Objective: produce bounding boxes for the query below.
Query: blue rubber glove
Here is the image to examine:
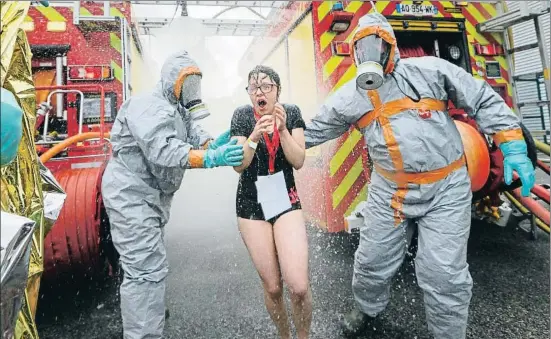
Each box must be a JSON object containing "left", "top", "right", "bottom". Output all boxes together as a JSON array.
[
  {"left": 204, "top": 138, "right": 244, "bottom": 168},
  {"left": 208, "top": 129, "right": 232, "bottom": 150},
  {"left": 500, "top": 140, "right": 535, "bottom": 197},
  {"left": 1, "top": 88, "right": 23, "bottom": 167}
]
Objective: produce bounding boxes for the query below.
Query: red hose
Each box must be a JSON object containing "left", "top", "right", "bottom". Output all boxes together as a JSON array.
[
  {"left": 537, "top": 159, "right": 550, "bottom": 175},
  {"left": 512, "top": 172, "right": 550, "bottom": 204},
  {"left": 510, "top": 188, "right": 550, "bottom": 225},
  {"left": 529, "top": 185, "right": 550, "bottom": 204},
  {"left": 39, "top": 132, "right": 110, "bottom": 163},
  {"left": 42, "top": 166, "right": 106, "bottom": 281},
  {"left": 530, "top": 185, "right": 549, "bottom": 204},
  {"left": 504, "top": 192, "right": 550, "bottom": 233}
]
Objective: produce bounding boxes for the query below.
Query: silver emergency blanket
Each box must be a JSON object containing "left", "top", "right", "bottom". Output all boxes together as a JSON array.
[
  {"left": 304, "top": 12, "right": 522, "bottom": 339},
  {"left": 101, "top": 50, "right": 211, "bottom": 339},
  {"left": 1, "top": 212, "right": 36, "bottom": 339}
]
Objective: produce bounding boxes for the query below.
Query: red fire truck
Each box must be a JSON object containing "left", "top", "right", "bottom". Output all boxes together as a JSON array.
[
  {"left": 23, "top": 0, "right": 152, "bottom": 282},
  {"left": 237, "top": 1, "right": 550, "bottom": 236},
  {"left": 23, "top": 0, "right": 549, "bottom": 285}
]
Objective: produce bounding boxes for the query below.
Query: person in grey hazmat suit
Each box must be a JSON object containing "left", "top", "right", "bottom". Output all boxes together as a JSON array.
[
  {"left": 101, "top": 50, "right": 244, "bottom": 339},
  {"left": 304, "top": 13, "right": 535, "bottom": 339}
]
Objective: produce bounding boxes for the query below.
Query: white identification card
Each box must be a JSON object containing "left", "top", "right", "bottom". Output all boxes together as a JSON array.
[{"left": 255, "top": 171, "right": 292, "bottom": 220}]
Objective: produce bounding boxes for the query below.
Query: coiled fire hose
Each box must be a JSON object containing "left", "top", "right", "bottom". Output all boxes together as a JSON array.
[{"left": 39, "top": 132, "right": 111, "bottom": 163}]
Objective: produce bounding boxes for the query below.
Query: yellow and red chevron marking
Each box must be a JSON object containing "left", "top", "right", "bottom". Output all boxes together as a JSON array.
[
  {"left": 460, "top": 2, "right": 514, "bottom": 108},
  {"left": 311, "top": 1, "right": 512, "bottom": 232},
  {"left": 312, "top": 1, "right": 374, "bottom": 232},
  {"left": 24, "top": 2, "right": 132, "bottom": 109},
  {"left": 77, "top": 3, "right": 129, "bottom": 85}
]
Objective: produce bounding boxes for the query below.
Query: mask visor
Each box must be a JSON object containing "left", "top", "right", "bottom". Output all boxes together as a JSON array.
[{"left": 353, "top": 34, "right": 392, "bottom": 66}]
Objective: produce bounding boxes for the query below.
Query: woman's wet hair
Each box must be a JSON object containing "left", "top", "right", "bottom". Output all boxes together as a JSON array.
[{"left": 248, "top": 65, "right": 281, "bottom": 97}]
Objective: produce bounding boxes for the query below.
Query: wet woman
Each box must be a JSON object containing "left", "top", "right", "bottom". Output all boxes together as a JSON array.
[{"left": 230, "top": 65, "right": 312, "bottom": 339}]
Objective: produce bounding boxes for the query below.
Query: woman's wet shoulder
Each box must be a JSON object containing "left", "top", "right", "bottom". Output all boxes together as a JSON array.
[
  {"left": 233, "top": 104, "right": 254, "bottom": 117},
  {"left": 282, "top": 103, "right": 301, "bottom": 115}
]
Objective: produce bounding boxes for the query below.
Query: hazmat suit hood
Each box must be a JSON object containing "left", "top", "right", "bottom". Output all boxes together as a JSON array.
[
  {"left": 156, "top": 50, "right": 212, "bottom": 145},
  {"left": 352, "top": 12, "right": 401, "bottom": 88},
  {"left": 158, "top": 50, "right": 202, "bottom": 107},
  {"left": 354, "top": 12, "right": 400, "bottom": 67}
]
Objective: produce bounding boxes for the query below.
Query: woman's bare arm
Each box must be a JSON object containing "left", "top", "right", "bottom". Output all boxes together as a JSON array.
[
  {"left": 233, "top": 114, "right": 272, "bottom": 173},
  {"left": 279, "top": 127, "right": 305, "bottom": 170},
  {"left": 232, "top": 136, "right": 255, "bottom": 173}
]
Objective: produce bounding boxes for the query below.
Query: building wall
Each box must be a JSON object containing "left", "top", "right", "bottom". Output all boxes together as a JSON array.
[
  {"left": 129, "top": 35, "right": 157, "bottom": 95},
  {"left": 286, "top": 13, "right": 318, "bottom": 122},
  {"left": 255, "top": 13, "right": 318, "bottom": 121},
  {"left": 262, "top": 38, "right": 291, "bottom": 102}
]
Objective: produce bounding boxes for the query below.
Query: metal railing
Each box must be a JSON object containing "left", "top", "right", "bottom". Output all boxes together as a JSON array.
[{"left": 35, "top": 84, "right": 107, "bottom": 143}]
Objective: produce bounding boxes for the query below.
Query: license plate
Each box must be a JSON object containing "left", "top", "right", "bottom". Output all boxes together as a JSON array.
[{"left": 396, "top": 3, "right": 438, "bottom": 16}]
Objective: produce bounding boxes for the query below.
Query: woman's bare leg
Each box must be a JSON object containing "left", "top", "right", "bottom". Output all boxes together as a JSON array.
[
  {"left": 274, "top": 210, "right": 312, "bottom": 339},
  {"left": 238, "top": 217, "right": 291, "bottom": 339}
]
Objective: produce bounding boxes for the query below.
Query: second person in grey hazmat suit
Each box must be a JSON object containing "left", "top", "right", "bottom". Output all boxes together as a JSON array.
[
  {"left": 304, "top": 13, "right": 535, "bottom": 339},
  {"left": 101, "top": 50, "right": 244, "bottom": 339}
]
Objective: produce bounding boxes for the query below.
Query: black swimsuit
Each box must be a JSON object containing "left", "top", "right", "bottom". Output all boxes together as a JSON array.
[{"left": 230, "top": 104, "right": 306, "bottom": 225}]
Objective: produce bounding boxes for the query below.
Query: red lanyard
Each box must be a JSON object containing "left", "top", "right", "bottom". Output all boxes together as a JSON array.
[{"left": 254, "top": 110, "right": 280, "bottom": 174}]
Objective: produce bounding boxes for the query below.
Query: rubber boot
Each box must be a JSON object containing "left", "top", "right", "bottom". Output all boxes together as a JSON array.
[{"left": 341, "top": 308, "right": 373, "bottom": 337}]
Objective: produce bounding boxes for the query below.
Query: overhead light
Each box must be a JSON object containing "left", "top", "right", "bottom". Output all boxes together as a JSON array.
[
  {"left": 448, "top": 45, "right": 461, "bottom": 60},
  {"left": 455, "top": 1, "right": 469, "bottom": 7},
  {"left": 474, "top": 43, "right": 504, "bottom": 56},
  {"left": 329, "top": 2, "right": 354, "bottom": 33},
  {"left": 330, "top": 21, "right": 352, "bottom": 32},
  {"left": 68, "top": 65, "right": 113, "bottom": 81}
]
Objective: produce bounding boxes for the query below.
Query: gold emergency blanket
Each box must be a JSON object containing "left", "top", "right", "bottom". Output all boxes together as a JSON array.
[{"left": 1, "top": 2, "right": 43, "bottom": 338}]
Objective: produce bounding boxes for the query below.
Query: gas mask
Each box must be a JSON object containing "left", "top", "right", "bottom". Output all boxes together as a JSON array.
[
  {"left": 351, "top": 26, "right": 396, "bottom": 91},
  {"left": 178, "top": 73, "right": 210, "bottom": 121},
  {"left": 353, "top": 34, "right": 392, "bottom": 90}
]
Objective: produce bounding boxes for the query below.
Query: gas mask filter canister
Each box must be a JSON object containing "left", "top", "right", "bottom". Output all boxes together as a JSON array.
[
  {"left": 186, "top": 100, "right": 210, "bottom": 121},
  {"left": 356, "top": 61, "right": 384, "bottom": 90}
]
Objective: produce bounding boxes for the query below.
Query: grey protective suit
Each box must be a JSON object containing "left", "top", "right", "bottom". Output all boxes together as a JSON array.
[
  {"left": 101, "top": 51, "right": 212, "bottom": 339},
  {"left": 304, "top": 13, "right": 524, "bottom": 339}
]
